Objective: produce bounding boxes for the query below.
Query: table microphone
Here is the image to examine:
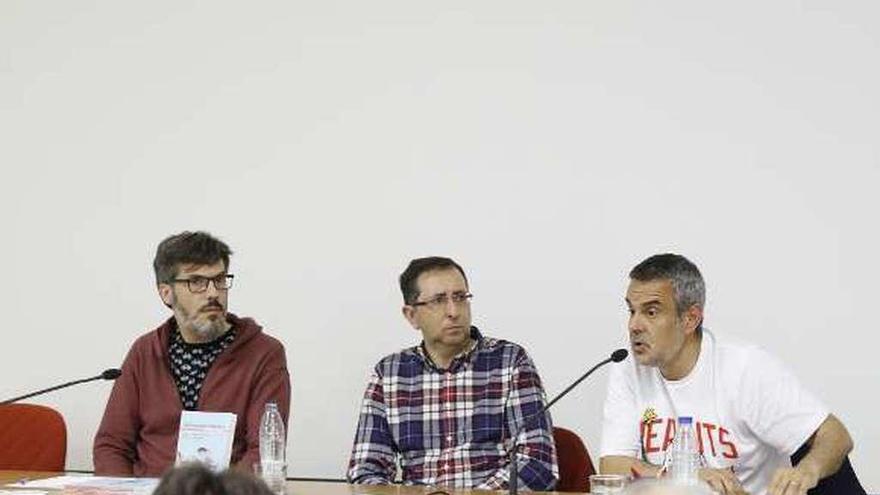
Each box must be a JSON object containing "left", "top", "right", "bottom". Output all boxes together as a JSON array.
[
  {"left": 1, "top": 368, "right": 122, "bottom": 405},
  {"left": 508, "top": 348, "right": 628, "bottom": 495}
]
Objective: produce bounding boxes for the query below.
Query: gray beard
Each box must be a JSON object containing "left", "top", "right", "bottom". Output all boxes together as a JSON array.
[{"left": 190, "top": 315, "right": 226, "bottom": 341}]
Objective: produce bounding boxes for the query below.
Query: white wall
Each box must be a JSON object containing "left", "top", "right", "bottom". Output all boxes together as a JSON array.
[{"left": 1, "top": 0, "right": 877, "bottom": 491}]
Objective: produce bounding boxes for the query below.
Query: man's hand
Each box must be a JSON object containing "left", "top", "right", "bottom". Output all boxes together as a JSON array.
[
  {"left": 630, "top": 461, "right": 662, "bottom": 479},
  {"left": 600, "top": 455, "right": 662, "bottom": 480},
  {"left": 698, "top": 467, "right": 749, "bottom": 495},
  {"left": 768, "top": 464, "right": 820, "bottom": 495},
  {"left": 766, "top": 414, "right": 852, "bottom": 495}
]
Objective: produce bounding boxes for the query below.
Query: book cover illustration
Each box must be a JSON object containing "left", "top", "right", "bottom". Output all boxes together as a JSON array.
[{"left": 175, "top": 411, "right": 237, "bottom": 472}]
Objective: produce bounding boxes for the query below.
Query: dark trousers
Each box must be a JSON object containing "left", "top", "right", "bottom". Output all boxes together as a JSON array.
[{"left": 791, "top": 443, "right": 866, "bottom": 495}]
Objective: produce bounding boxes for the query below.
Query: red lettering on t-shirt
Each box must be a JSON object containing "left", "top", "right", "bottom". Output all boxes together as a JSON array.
[
  {"left": 695, "top": 421, "right": 705, "bottom": 455},
  {"left": 662, "top": 418, "right": 676, "bottom": 451},
  {"left": 702, "top": 422, "right": 718, "bottom": 457},
  {"left": 644, "top": 419, "right": 662, "bottom": 453},
  {"left": 718, "top": 427, "right": 739, "bottom": 459}
]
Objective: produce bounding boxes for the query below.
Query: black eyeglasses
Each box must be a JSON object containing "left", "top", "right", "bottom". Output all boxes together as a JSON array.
[
  {"left": 170, "top": 274, "right": 234, "bottom": 293},
  {"left": 411, "top": 292, "right": 473, "bottom": 311}
]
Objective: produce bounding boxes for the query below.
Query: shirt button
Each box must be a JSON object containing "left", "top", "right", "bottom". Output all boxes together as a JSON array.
[{"left": 446, "top": 435, "right": 453, "bottom": 442}]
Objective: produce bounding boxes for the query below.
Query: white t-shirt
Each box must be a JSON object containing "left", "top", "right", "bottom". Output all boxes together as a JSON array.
[{"left": 600, "top": 329, "right": 828, "bottom": 495}]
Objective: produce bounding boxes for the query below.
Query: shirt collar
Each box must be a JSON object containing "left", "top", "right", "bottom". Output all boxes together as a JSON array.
[{"left": 416, "top": 326, "right": 484, "bottom": 373}]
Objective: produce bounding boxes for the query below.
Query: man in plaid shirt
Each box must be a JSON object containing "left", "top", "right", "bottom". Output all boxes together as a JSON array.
[{"left": 347, "top": 256, "right": 559, "bottom": 490}]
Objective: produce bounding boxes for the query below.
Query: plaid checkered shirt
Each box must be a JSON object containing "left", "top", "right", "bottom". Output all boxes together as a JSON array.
[{"left": 347, "top": 327, "right": 559, "bottom": 490}]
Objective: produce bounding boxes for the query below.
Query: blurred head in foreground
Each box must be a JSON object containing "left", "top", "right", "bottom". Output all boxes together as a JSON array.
[{"left": 154, "top": 464, "right": 274, "bottom": 495}]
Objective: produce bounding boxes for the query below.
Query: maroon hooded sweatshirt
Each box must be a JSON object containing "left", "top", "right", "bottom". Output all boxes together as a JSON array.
[{"left": 93, "top": 313, "right": 290, "bottom": 476}]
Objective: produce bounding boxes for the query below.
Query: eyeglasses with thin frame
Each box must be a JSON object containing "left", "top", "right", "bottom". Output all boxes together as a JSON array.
[
  {"left": 410, "top": 292, "right": 473, "bottom": 311},
  {"left": 169, "top": 274, "right": 235, "bottom": 293}
]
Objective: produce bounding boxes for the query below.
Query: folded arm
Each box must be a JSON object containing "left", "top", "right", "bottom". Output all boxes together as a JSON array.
[
  {"left": 479, "top": 351, "right": 558, "bottom": 491},
  {"left": 93, "top": 352, "right": 140, "bottom": 476},
  {"left": 600, "top": 455, "right": 661, "bottom": 479},
  {"left": 346, "top": 371, "right": 396, "bottom": 485},
  {"left": 769, "top": 414, "right": 854, "bottom": 495},
  {"left": 236, "top": 344, "right": 291, "bottom": 471}
]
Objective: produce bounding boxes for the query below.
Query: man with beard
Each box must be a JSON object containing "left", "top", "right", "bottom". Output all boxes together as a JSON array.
[
  {"left": 94, "top": 231, "right": 290, "bottom": 476},
  {"left": 599, "top": 254, "right": 860, "bottom": 495}
]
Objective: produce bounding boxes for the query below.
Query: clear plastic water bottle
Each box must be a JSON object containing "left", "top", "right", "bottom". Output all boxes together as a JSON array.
[
  {"left": 259, "top": 402, "right": 286, "bottom": 494},
  {"left": 664, "top": 416, "right": 704, "bottom": 485}
]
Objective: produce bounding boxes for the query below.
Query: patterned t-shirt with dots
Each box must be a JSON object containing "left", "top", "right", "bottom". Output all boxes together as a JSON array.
[{"left": 168, "top": 327, "right": 236, "bottom": 410}]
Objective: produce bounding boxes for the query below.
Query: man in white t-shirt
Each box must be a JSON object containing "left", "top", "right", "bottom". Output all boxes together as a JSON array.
[{"left": 599, "top": 254, "right": 856, "bottom": 495}]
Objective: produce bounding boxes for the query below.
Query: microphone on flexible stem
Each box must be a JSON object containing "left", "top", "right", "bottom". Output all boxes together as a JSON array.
[
  {"left": 1, "top": 368, "right": 122, "bottom": 405},
  {"left": 508, "top": 349, "right": 628, "bottom": 495}
]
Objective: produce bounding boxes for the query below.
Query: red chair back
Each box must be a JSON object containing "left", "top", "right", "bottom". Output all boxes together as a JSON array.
[
  {"left": 553, "top": 426, "right": 595, "bottom": 492},
  {"left": 0, "top": 403, "right": 67, "bottom": 471}
]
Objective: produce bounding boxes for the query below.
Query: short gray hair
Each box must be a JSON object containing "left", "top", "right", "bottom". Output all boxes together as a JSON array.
[{"left": 629, "top": 253, "right": 705, "bottom": 317}]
